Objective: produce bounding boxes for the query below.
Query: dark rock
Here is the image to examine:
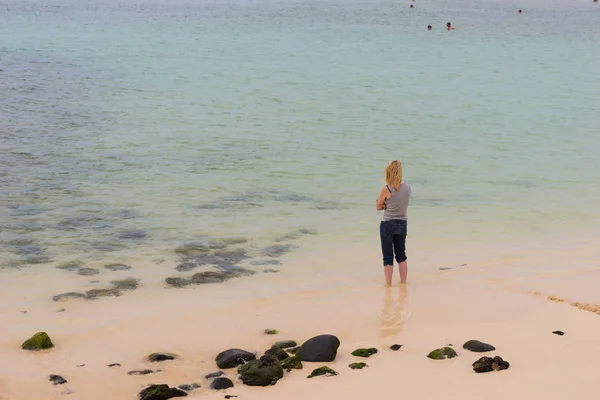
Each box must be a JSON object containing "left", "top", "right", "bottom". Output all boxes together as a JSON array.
[
  {"left": 85, "top": 288, "right": 121, "bottom": 299},
  {"left": 105, "top": 263, "right": 132, "bottom": 271},
  {"left": 210, "top": 377, "right": 234, "bottom": 390},
  {"left": 77, "top": 268, "right": 100, "bottom": 276},
  {"left": 427, "top": 347, "right": 458, "bottom": 360},
  {"left": 111, "top": 278, "right": 139, "bottom": 291},
  {"left": 49, "top": 375, "right": 67, "bottom": 385},
  {"left": 139, "top": 384, "right": 188, "bottom": 400},
  {"left": 264, "top": 347, "right": 289, "bottom": 361},
  {"left": 219, "top": 265, "right": 255, "bottom": 276},
  {"left": 148, "top": 353, "right": 177, "bottom": 362},
  {"left": 216, "top": 349, "right": 256, "bottom": 369},
  {"left": 213, "top": 248, "right": 248, "bottom": 258},
  {"left": 175, "top": 243, "right": 210, "bottom": 258},
  {"left": 56, "top": 261, "right": 84, "bottom": 271},
  {"left": 463, "top": 340, "right": 496, "bottom": 352},
  {"left": 128, "top": 369, "right": 158, "bottom": 376},
  {"left": 552, "top": 330, "right": 565, "bottom": 336},
  {"left": 251, "top": 260, "right": 281, "bottom": 266},
  {"left": 439, "top": 267, "right": 452, "bottom": 270},
  {"left": 204, "top": 371, "right": 224, "bottom": 379},
  {"left": 165, "top": 277, "right": 191, "bottom": 288},
  {"left": 272, "top": 340, "right": 297, "bottom": 349},
  {"left": 107, "top": 363, "right": 121, "bottom": 367},
  {"left": 56, "top": 308, "right": 66, "bottom": 313},
  {"left": 287, "top": 346, "right": 300, "bottom": 354},
  {"left": 263, "top": 269, "right": 280, "bottom": 273},
  {"left": 298, "top": 334, "right": 340, "bottom": 362},
  {"left": 191, "top": 271, "right": 233, "bottom": 284},
  {"left": 22, "top": 332, "right": 54, "bottom": 350},
  {"left": 222, "top": 237, "right": 248, "bottom": 245},
  {"left": 390, "top": 344, "right": 402, "bottom": 351},
  {"left": 175, "top": 262, "right": 197, "bottom": 272},
  {"left": 307, "top": 366, "right": 338, "bottom": 378},
  {"left": 351, "top": 348, "right": 378, "bottom": 358},
  {"left": 177, "top": 383, "right": 200, "bottom": 392},
  {"left": 224, "top": 396, "right": 238, "bottom": 399},
  {"left": 280, "top": 355, "right": 303, "bottom": 371},
  {"left": 76, "top": 364, "right": 85, "bottom": 367},
  {"left": 349, "top": 362, "right": 368, "bottom": 369},
  {"left": 263, "top": 328, "right": 278, "bottom": 335},
  {"left": 237, "top": 356, "right": 284, "bottom": 386},
  {"left": 472, "top": 356, "right": 510, "bottom": 373},
  {"left": 262, "top": 244, "right": 295, "bottom": 257},
  {"left": 53, "top": 292, "right": 87, "bottom": 302},
  {"left": 117, "top": 229, "right": 147, "bottom": 240}
]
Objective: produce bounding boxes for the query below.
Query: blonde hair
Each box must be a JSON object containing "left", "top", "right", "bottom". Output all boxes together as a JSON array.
[{"left": 385, "top": 160, "right": 403, "bottom": 190}]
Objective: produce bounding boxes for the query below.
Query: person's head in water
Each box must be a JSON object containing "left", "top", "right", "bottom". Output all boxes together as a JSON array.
[
  {"left": 518, "top": 9, "right": 522, "bottom": 13},
  {"left": 446, "top": 22, "right": 454, "bottom": 30},
  {"left": 385, "top": 161, "right": 403, "bottom": 190},
  {"left": 427, "top": 25, "right": 432, "bottom": 30},
  {"left": 410, "top": 4, "right": 414, "bottom": 8}
]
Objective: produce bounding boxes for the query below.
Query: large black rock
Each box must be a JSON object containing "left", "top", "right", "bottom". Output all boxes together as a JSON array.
[
  {"left": 210, "top": 377, "right": 234, "bottom": 390},
  {"left": 297, "top": 334, "right": 340, "bottom": 362},
  {"left": 238, "top": 356, "right": 284, "bottom": 386},
  {"left": 472, "top": 356, "right": 510, "bottom": 373},
  {"left": 463, "top": 340, "right": 496, "bottom": 352},
  {"left": 215, "top": 349, "right": 256, "bottom": 369},
  {"left": 264, "top": 347, "right": 289, "bottom": 361},
  {"left": 139, "top": 384, "right": 187, "bottom": 400}
]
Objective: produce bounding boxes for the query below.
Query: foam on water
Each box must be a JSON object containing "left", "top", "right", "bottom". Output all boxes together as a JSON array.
[{"left": 1, "top": 0, "right": 599, "bottom": 268}]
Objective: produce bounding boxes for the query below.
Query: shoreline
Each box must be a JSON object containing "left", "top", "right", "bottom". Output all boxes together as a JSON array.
[{"left": 1, "top": 230, "right": 600, "bottom": 399}]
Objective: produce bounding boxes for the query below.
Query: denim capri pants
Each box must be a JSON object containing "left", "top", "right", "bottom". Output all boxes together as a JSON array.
[{"left": 379, "top": 219, "right": 407, "bottom": 266}]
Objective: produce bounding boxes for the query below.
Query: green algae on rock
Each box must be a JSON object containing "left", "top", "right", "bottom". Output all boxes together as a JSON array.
[
  {"left": 427, "top": 347, "right": 458, "bottom": 360},
  {"left": 351, "top": 348, "right": 378, "bottom": 357},
  {"left": 349, "top": 362, "right": 368, "bottom": 369},
  {"left": 22, "top": 332, "right": 54, "bottom": 350},
  {"left": 263, "top": 329, "right": 278, "bottom": 335},
  {"left": 281, "top": 355, "right": 303, "bottom": 371},
  {"left": 139, "top": 384, "right": 187, "bottom": 400},
  {"left": 238, "top": 357, "right": 284, "bottom": 386},
  {"left": 307, "top": 366, "right": 338, "bottom": 378},
  {"left": 272, "top": 340, "right": 297, "bottom": 349}
]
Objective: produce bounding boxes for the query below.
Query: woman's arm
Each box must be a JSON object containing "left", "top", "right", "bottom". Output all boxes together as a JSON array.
[{"left": 375, "top": 186, "right": 390, "bottom": 211}]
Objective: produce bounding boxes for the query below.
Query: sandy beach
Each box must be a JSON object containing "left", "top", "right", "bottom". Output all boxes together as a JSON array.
[{"left": 2, "top": 230, "right": 600, "bottom": 400}]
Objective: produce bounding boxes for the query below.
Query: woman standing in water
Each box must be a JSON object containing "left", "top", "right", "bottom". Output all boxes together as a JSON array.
[{"left": 375, "top": 160, "right": 411, "bottom": 286}]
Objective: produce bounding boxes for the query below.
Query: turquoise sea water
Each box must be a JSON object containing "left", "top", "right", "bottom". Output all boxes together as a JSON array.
[{"left": 1, "top": 0, "right": 599, "bottom": 267}]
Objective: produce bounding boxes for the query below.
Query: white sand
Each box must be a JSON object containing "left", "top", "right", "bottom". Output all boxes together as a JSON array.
[{"left": 1, "top": 231, "right": 600, "bottom": 400}]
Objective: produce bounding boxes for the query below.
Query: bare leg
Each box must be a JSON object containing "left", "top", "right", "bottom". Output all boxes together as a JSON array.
[
  {"left": 398, "top": 261, "right": 408, "bottom": 284},
  {"left": 384, "top": 265, "right": 394, "bottom": 286}
]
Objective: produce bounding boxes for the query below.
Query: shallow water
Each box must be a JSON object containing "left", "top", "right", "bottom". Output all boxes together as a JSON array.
[{"left": 1, "top": 0, "right": 599, "bottom": 268}]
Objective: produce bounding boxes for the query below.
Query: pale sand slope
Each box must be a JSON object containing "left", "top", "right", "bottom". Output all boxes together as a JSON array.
[{"left": 1, "top": 235, "right": 600, "bottom": 400}]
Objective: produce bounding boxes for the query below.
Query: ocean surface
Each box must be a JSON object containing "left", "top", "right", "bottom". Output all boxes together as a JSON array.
[{"left": 1, "top": 0, "right": 599, "bottom": 269}]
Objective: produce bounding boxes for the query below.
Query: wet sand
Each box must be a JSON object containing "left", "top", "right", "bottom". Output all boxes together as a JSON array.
[{"left": 1, "top": 231, "right": 599, "bottom": 399}]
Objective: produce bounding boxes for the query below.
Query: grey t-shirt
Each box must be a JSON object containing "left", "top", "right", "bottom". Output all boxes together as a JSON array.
[{"left": 382, "top": 182, "right": 411, "bottom": 221}]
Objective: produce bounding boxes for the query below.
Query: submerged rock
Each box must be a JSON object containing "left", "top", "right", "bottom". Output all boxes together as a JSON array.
[
  {"left": 272, "top": 340, "right": 297, "bottom": 349},
  {"left": 251, "top": 259, "right": 282, "bottom": 266},
  {"left": 472, "top": 356, "right": 510, "bottom": 373},
  {"left": 175, "top": 243, "right": 210, "bottom": 258},
  {"left": 148, "top": 353, "right": 177, "bottom": 362},
  {"left": 222, "top": 237, "right": 248, "bottom": 245},
  {"left": 117, "top": 229, "right": 147, "bottom": 240},
  {"left": 105, "top": 263, "right": 132, "bottom": 271},
  {"left": 191, "top": 271, "right": 231, "bottom": 284},
  {"left": 216, "top": 349, "right": 256, "bottom": 369},
  {"left": 210, "top": 377, "right": 234, "bottom": 390},
  {"left": 53, "top": 292, "right": 87, "bottom": 302},
  {"left": 463, "top": 340, "right": 496, "bottom": 352},
  {"left": 264, "top": 347, "right": 289, "bottom": 361},
  {"left": 390, "top": 344, "right": 402, "bottom": 351},
  {"left": 56, "top": 261, "right": 84, "bottom": 271},
  {"left": 139, "top": 384, "right": 187, "bottom": 400},
  {"left": 307, "top": 366, "right": 338, "bottom": 378},
  {"left": 22, "top": 332, "right": 54, "bottom": 350},
  {"left": 77, "top": 268, "right": 100, "bottom": 276},
  {"left": 175, "top": 262, "right": 197, "bottom": 272},
  {"left": 298, "top": 334, "right": 340, "bottom": 362},
  {"left": 349, "top": 362, "right": 368, "bottom": 370},
  {"left": 263, "top": 269, "right": 280, "bottom": 273},
  {"left": 351, "top": 348, "right": 378, "bottom": 358},
  {"left": 85, "top": 288, "right": 121, "bottom": 299},
  {"left": 238, "top": 356, "right": 284, "bottom": 386},
  {"left": 111, "top": 278, "right": 139, "bottom": 291},
  {"left": 177, "top": 383, "right": 200, "bottom": 392},
  {"left": 165, "top": 277, "right": 191, "bottom": 288},
  {"left": 128, "top": 369, "right": 159, "bottom": 376},
  {"left": 427, "top": 347, "right": 458, "bottom": 360},
  {"left": 262, "top": 244, "right": 295, "bottom": 258},
  {"left": 280, "top": 355, "right": 303, "bottom": 371},
  {"left": 204, "top": 371, "right": 225, "bottom": 379},
  {"left": 49, "top": 375, "right": 67, "bottom": 385}
]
